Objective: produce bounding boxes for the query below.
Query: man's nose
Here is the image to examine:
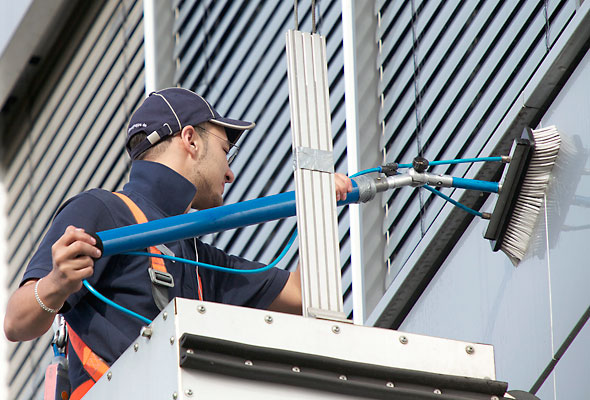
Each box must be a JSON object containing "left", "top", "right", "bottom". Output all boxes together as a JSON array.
[{"left": 225, "top": 168, "right": 235, "bottom": 183}]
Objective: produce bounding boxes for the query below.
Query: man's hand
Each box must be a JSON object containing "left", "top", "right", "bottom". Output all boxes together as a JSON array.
[
  {"left": 4, "top": 226, "right": 101, "bottom": 342},
  {"left": 334, "top": 172, "right": 353, "bottom": 202},
  {"left": 49, "top": 225, "right": 102, "bottom": 296}
]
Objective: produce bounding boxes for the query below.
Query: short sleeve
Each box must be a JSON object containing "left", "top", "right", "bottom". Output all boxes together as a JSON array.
[
  {"left": 196, "top": 240, "right": 290, "bottom": 310},
  {"left": 21, "top": 189, "right": 128, "bottom": 309}
]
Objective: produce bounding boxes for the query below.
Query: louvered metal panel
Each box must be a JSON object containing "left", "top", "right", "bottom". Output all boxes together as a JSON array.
[
  {"left": 377, "top": 0, "right": 576, "bottom": 283},
  {"left": 3, "top": 1, "right": 144, "bottom": 398},
  {"left": 173, "top": 1, "right": 352, "bottom": 313}
]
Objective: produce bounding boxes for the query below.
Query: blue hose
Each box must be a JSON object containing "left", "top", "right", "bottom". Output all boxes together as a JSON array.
[
  {"left": 397, "top": 156, "right": 503, "bottom": 169},
  {"left": 422, "top": 185, "right": 483, "bottom": 217},
  {"left": 83, "top": 280, "right": 153, "bottom": 325}
]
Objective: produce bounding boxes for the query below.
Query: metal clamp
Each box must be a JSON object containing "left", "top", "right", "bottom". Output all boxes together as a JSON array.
[
  {"left": 148, "top": 268, "right": 175, "bottom": 288},
  {"left": 294, "top": 146, "right": 334, "bottom": 173}
]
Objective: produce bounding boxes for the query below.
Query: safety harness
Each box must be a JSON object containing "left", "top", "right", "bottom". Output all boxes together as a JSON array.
[{"left": 64, "top": 192, "right": 202, "bottom": 399}]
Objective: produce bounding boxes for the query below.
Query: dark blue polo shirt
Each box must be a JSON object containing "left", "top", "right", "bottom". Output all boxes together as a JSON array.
[{"left": 21, "top": 160, "right": 290, "bottom": 390}]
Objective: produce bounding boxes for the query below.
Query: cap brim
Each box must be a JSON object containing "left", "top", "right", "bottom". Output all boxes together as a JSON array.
[{"left": 210, "top": 118, "right": 255, "bottom": 144}]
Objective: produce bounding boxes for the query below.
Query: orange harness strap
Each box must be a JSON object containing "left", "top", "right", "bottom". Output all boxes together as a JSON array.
[
  {"left": 68, "top": 193, "right": 205, "bottom": 398},
  {"left": 66, "top": 322, "right": 109, "bottom": 400},
  {"left": 113, "top": 192, "right": 166, "bottom": 273}
]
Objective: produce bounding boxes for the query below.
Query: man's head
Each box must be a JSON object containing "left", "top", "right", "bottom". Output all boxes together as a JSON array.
[
  {"left": 126, "top": 87, "right": 254, "bottom": 160},
  {"left": 126, "top": 88, "right": 255, "bottom": 209}
]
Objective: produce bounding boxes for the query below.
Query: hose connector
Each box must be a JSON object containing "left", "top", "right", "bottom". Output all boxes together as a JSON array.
[{"left": 351, "top": 175, "right": 378, "bottom": 203}]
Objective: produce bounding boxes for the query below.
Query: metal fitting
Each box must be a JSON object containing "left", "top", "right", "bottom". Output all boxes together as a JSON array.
[
  {"left": 465, "top": 345, "right": 475, "bottom": 355},
  {"left": 107, "top": 371, "right": 112, "bottom": 381},
  {"left": 264, "top": 315, "right": 274, "bottom": 324},
  {"left": 433, "top": 389, "right": 442, "bottom": 394},
  {"left": 332, "top": 325, "right": 341, "bottom": 334},
  {"left": 133, "top": 343, "right": 139, "bottom": 352},
  {"left": 140, "top": 326, "right": 153, "bottom": 339},
  {"left": 170, "top": 336, "right": 175, "bottom": 345},
  {"left": 197, "top": 305, "right": 206, "bottom": 314},
  {"left": 399, "top": 336, "right": 408, "bottom": 345}
]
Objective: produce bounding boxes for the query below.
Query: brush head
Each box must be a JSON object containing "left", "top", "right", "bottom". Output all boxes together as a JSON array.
[{"left": 485, "top": 126, "right": 562, "bottom": 265}]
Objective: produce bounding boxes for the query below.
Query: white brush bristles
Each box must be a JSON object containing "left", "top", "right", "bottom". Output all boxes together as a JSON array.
[{"left": 501, "top": 126, "right": 561, "bottom": 265}]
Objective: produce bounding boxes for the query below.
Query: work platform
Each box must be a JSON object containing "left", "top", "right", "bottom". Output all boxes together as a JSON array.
[{"left": 83, "top": 298, "right": 509, "bottom": 399}]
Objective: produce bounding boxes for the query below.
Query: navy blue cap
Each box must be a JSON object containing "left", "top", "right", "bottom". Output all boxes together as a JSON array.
[{"left": 126, "top": 87, "right": 255, "bottom": 160}]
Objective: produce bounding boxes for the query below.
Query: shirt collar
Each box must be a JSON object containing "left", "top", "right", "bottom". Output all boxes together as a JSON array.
[{"left": 123, "top": 160, "right": 196, "bottom": 216}]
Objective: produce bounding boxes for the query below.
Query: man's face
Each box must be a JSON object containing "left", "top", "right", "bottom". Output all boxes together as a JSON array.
[{"left": 190, "top": 123, "right": 235, "bottom": 210}]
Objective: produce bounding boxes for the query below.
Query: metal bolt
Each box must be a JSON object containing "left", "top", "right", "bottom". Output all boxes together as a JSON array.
[
  {"left": 466, "top": 345, "right": 475, "bottom": 355},
  {"left": 186, "top": 349, "right": 194, "bottom": 354},
  {"left": 163, "top": 312, "right": 168, "bottom": 320},
  {"left": 170, "top": 336, "right": 175, "bottom": 345},
  {"left": 292, "top": 366, "right": 300, "bottom": 373},
  {"left": 386, "top": 382, "right": 394, "bottom": 388},
  {"left": 141, "top": 327, "right": 152, "bottom": 339},
  {"left": 245, "top": 360, "right": 253, "bottom": 366},
  {"left": 339, "top": 375, "right": 347, "bottom": 380},
  {"left": 332, "top": 325, "right": 341, "bottom": 334},
  {"left": 399, "top": 336, "right": 408, "bottom": 344},
  {"left": 197, "top": 305, "right": 206, "bottom": 314},
  {"left": 133, "top": 343, "right": 139, "bottom": 352},
  {"left": 172, "top": 392, "right": 178, "bottom": 399},
  {"left": 107, "top": 371, "right": 112, "bottom": 381},
  {"left": 185, "top": 389, "right": 193, "bottom": 396},
  {"left": 264, "top": 315, "right": 274, "bottom": 324},
  {"left": 434, "top": 389, "right": 442, "bottom": 394}
]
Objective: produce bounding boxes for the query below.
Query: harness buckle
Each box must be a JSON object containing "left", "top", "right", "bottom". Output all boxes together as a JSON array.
[{"left": 148, "top": 268, "right": 175, "bottom": 288}]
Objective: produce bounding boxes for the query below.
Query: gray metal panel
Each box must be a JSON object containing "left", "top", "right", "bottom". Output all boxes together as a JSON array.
[
  {"left": 174, "top": 1, "right": 352, "bottom": 313},
  {"left": 376, "top": 0, "right": 576, "bottom": 300},
  {"left": 3, "top": 1, "right": 144, "bottom": 398}
]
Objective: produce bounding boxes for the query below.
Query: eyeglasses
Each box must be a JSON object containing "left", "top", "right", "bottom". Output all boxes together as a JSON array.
[{"left": 195, "top": 125, "right": 240, "bottom": 165}]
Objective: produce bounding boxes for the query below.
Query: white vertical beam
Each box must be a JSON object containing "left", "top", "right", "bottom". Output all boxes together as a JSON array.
[
  {"left": 143, "top": 0, "right": 157, "bottom": 94},
  {"left": 286, "top": 30, "right": 344, "bottom": 319},
  {"left": 341, "top": 0, "right": 365, "bottom": 325}
]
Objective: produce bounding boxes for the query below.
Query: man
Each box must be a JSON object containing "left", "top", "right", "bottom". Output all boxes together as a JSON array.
[{"left": 4, "top": 88, "right": 352, "bottom": 397}]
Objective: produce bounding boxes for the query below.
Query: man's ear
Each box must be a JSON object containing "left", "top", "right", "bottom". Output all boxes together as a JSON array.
[{"left": 180, "top": 125, "right": 199, "bottom": 156}]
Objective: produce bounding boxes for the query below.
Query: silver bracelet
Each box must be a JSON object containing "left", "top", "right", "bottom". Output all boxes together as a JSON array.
[{"left": 34, "top": 278, "right": 59, "bottom": 314}]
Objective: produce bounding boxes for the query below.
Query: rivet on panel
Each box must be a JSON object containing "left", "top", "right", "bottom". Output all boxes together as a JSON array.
[
  {"left": 434, "top": 389, "right": 442, "bottom": 394},
  {"left": 264, "top": 315, "right": 273, "bottom": 324},
  {"left": 197, "top": 305, "right": 206, "bottom": 314},
  {"left": 107, "top": 371, "right": 112, "bottom": 381},
  {"left": 399, "top": 336, "right": 408, "bottom": 345},
  {"left": 133, "top": 343, "right": 139, "bottom": 352},
  {"left": 465, "top": 345, "right": 475, "bottom": 355},
  {"left": 332, "top": 325, "right": 341, "bottom": 334}
]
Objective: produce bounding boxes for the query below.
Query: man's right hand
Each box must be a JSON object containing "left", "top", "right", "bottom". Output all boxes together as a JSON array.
[
  {"left": 49, "top": 225, "right": 102, "bottom": 296},
  {"left": 3, "top": 226, "right": 101, "bottom": 342}
]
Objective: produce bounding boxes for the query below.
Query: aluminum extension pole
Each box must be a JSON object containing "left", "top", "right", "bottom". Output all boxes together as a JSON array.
[{"left": 95, "top": 173, "right": 498, "bottom": 257}]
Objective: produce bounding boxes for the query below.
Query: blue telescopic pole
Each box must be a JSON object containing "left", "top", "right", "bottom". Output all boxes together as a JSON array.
[{"left": 97, "top": 181, "right": 361, "bottom": 257}]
